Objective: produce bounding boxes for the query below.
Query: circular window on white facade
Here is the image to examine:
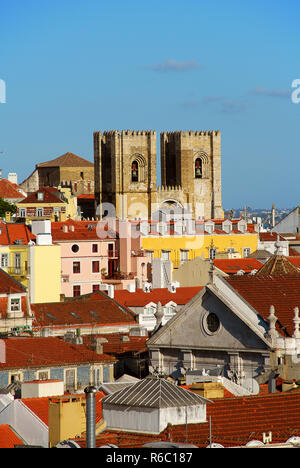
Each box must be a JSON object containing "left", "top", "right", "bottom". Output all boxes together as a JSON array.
[
  {"left": 202, "top": 312, "right": 221, "bottom": 335},
  {"left": 71, "top": 244, "right": 79, "bottom": 253}
]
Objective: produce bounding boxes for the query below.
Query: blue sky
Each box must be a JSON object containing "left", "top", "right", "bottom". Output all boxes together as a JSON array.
[{"left": 1, "top": 0, "right": 299, "bottom": 210}]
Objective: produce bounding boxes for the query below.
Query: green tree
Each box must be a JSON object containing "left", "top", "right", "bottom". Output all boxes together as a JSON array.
[{"left": 0, "top": 198, "right": 17, "bottom": 217}]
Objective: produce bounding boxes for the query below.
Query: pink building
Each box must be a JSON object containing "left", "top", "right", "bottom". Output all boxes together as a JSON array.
[{"left": 51, "top": 219, "right": 151, "bottom": 297}]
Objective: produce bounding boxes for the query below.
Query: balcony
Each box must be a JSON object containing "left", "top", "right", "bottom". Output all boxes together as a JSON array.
[{"left": 6, "top": 267, "right": 27, "bottom": 277}]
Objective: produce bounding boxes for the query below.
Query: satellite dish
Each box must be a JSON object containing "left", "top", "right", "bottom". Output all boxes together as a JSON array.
[
  {"left": 99, "top": 444, "right": 118, "bottom": 448},
  {"left": 206, "top": 443, "right": 224, "bottom": 448},
  {"left": 243, "top": 378, "right": 260, "bottom": 395},
  {"left": 286, "top": 436, "right": 300, "bottom": 445},
  {"left": 246, "top": 440, "right": 264, "bottom": 447}
]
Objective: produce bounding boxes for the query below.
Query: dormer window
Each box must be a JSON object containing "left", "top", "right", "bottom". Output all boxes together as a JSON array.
[
  {"left": 195, "top": 158, "right": 202, "bottom": 179},
  {"left": 10, "top": 298, "right": 21, "bottom": 312},
  {"left": 131, "top": 161, "right": 139, "bottom": 182},
  {"left": 37, "top": 192, "right": 44, "bottom": 201}
]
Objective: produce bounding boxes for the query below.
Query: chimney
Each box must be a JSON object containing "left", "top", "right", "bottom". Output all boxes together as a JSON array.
[{"left": 84, "top": 386, "right": 97, "bottom": 449}]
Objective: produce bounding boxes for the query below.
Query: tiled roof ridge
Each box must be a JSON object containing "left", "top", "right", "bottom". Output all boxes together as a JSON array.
[{"left": 36, "top": 152, "right": 94, "bottom": 168}]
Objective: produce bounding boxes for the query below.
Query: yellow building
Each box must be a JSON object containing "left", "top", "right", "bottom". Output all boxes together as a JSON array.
[
  {"left": 16, "top": 186, "right": 78, "bottom": 223},
  {"left": 0, "top": 221, "right": 61, "bottom": 304},
  {"left": 139, "top": 218, "right": 259, "bottom": 268}
]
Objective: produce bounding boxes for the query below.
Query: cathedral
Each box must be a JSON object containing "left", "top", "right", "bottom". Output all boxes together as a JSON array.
[{"left": 93, "top": 129, "right": 224, "bottom": 221}]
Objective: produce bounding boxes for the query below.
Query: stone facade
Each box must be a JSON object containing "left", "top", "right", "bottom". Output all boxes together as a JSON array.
[
  {"left": 21, "top": 153, "right": 94, "bottom": 196},
  {"left": 94, "top": 129, "right": 224, "bottom": 221}
]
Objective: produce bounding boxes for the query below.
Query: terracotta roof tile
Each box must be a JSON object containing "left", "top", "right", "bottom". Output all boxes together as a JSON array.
[
  {"left": 19, "top": 187, "right": 64, "bottom": 205},
  {"left": 256, "top": 255, "right": 300, "bottom": 277},
  {"left": 73, "top": 390, "right": 300, "bottom": 448},
  {"left": 0, "top": 179, "right": 25, "bottom": 200},
  {"left": 226, "top": 275, "right": 300, "bottom": 336},
  {"left": 0, "top": 222, "right": 35, "bottom": 245},
  {"left": 32, "top": 293, "right": 137, "bottom": 330},
  {"left": 113, "top": 287, "right": 203, "bottom": 308},
  {"left": 0, "top": 425, "right": 24, "bottom": 448},
  {"left": 0, "top": 337, "right": 114, "bottom": 371},
  {"left": 36, "top": 152, "right": 93, "bottom": 168},
  {"left": 214, "top": 258, "right": 263, "bottom": 274}
]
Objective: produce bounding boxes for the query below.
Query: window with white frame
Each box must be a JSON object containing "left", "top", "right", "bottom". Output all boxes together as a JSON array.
[
  {"left": 180, "top": 249, "right": 189, "bottom": 265},
  {"left": 10, "top": 372, "right": 23, "bottom": 384},
  {"left": 161, "top": 250, "right": 170, "bottom": 261},
  {"left": 1, "top": 253, "right": 8, "bottom": 268},
  {"left": 93, "top": 367, "right": 102, "bottom": 386},
  {"left": 37, "top": 370, "right": 50, "bottom": 380},
  {"left": 37, "top": 208, "right": 43, "bottom": 217},
  {"left": 144, "top": 305, "right": 156, "bottom": 315},
  {"left": 10, "top": 297, "right": 21, "bottom": 312},
  {"left": 243, "top": 247, "right": 251, "bottom": 257},
  {"left": 227, "top": 248, "right": 235, "bottom": 254},
  {"left": 19, "top": 208, "right": 26, "bottom": 217}
]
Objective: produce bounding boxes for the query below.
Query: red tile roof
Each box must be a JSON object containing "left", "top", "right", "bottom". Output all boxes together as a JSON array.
[
  {"left": 73, "top": 389, "right": 300, "bottom": 448},
  {"left": 113, "top": 287, "right": 203, "bottom": 308},
  {"left": 51, "top": 220, "right": 117, "bottom": 241},
  {"left": 259, "top": 232, "right": 285, "bottom": 242},
  {"left": 0, "top": 268, "right": 26, "bottom": 295},
  {"left": 0, "top": 337, "right": 115, "bottom": 371},
  {"left": 0, "top": 179, "right": 25, "bottom": 200},
  {"left": 19, "top": 187, "right": 65, "bottom": 205},
  {"left": 83, "top": 333, "right": 148, "bottom": 355},
  {"left": 0, "top": 425, "right": 24, "bottom": 448},
  {"left": 256, "top": 255, "right": 300, "bottom": 277},
  {"left": 0, "top": 222, "right": 35, "bottom": 245},
  {"left": 214, "top": 258, "right": 263, "bottom": 274},
  {"left": 225, "top": 275, "right": 300, "bottom": 336},
  {"left": 22, "top": 391, "right": 106, "bottom": 427},
  {"left": 31, "top": 293, "right": 137, "bottom": 330},
  {"left": 36, "top": 152, "right": 94, "bottom": 168}
]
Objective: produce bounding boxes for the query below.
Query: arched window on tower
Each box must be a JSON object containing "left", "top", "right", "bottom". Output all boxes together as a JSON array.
[
  {"left": 195, "top": 158, "right": 202, "bottom": 178},
  {"left": 131, "top": 161, "right": 139, "bottom": 182}
]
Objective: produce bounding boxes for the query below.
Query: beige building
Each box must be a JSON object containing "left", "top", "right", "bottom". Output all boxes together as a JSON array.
[
  {"left": 21, "top": 152, "right": 94, "bottom": 196},
  {"left": 94, "top": 130, "right": 224, "bottom": 221}
]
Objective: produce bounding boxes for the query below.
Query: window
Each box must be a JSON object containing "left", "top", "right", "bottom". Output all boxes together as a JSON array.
[
  {"left": 80, "top": 171, "right": 84, "bottom": 180},
  {"left": 92, "top": 284, "right": 100, "bottom": 293},
  {"left": 227, "top": 248, "right": 235, "bottom": 254},
  {"left": 195, "top": 158, "right": 202, "bottom": 178},
  {"left": 131, "top": 161, "right": 139, "bottom": 182},
  {"left": 19, "top": 209, "right": 26, "bottom": 217},
  {"left": 180, "top": 250, "right": 189, "bottom": 265},
  {"left": 37, "top": 208, "right": 43, "bottom": 217},
  {"left": 202, "top": 312, "right": 221, "bottom": 335},
  {"left": 10, "top": 373, "right": 22, "bottom": 384},
  {"left": 92, "top": 261, "right": 100, "bottom": 273},
  {"left": 71, "top": 244, "right": 79, "bottom": 253},
  {"left": 1, "top": 254, "right": 8, "bottom": 268},
  {"left": 161, "top": 250, "right": 170, "bottom": 261},
  {"left": 93, "top": 368, "right": 102, "bottom": 386},
  {"left": 37, "top": 370, "right": 50, "bottom": 381},
  {"left": 10, "top": 298, "right": 21, "bottom": 312},
  {"left": 206, "top": 313, "right": 220, "bottom": 333},
  {"left": 73, "top": 285, "right": 81, "bottom": 297},
  {"left": 243, "top": 248, "right": 251, "bottom": 258},
  {"left": 37, "top": 192, "right": 44, "bottom": 201},
  {"left": 73, "top": 262, "right": 80, "bottom": 274},
  {"left": 92, "top": 244, "right": 98, "bottom": 253},
  {"left": 65, "top": 368, "right": 76, "bottom": 391}
]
